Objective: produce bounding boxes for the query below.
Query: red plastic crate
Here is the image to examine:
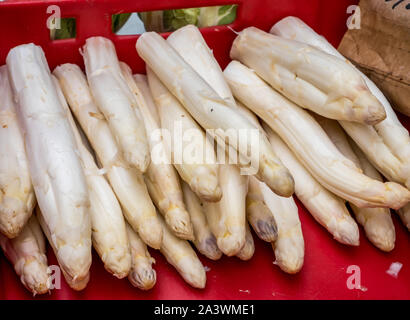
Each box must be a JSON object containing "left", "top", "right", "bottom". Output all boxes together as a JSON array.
[{"left": 0, "top": 0, "right": 409, "bottom": 300}]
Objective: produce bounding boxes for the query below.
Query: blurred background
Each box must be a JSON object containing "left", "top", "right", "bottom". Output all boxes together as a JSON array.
[{"left": 51, "top": 5, "right": 238, "bottom": 39}]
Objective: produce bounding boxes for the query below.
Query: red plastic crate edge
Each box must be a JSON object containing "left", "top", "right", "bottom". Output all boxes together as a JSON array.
[{"left": 2, "top": 0, "right": 409, "bottom": 301}]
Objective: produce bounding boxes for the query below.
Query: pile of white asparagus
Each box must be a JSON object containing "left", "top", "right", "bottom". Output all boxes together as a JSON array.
[{"left": 1, "top": 17, "right": 409, "bottom": 295}]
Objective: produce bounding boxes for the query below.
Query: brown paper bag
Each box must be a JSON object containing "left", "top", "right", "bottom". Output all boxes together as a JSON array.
[{"left": 338, "top": 0, "right": 410, "bottom": 115}]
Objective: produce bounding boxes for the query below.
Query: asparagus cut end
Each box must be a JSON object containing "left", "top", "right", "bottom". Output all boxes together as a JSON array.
[
  {"left": 247, "top": 201, "right": 278, "bottom": 242},
  {"left": 128, "top": 266, "right": 157, "bottom": 290},
  {"left": 20, "top": 258, "right": 50, "bottom": 295},
  {"left": 196, "top": 235, "right": 223, "bottom": 260}
]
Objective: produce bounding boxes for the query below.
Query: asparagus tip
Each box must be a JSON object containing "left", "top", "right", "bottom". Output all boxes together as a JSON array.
[
  {"left": 102, "top": 246, "right": 132, "bottom": 279},
  {"left": 0, "top": 199, "right": 33, "bottom": 239},
  {"left": 385, "top": 182, "right": 410, "bottom": 210},
  {"left": 138, "top": 216, "right": 164, "bottom": 249},
  {"left": 165, "top": 207, "right": 195, "bottom": 240},
  {"left": 272, "top": 240, "right": 304, "bottom": 274},
  {"left": 363, "top": 217, "right": 396, "bottom": 252},
  {"left": 333, "top": 219, "right": 360, "bottom": 246},
  {"left": 258, "top": 163, "right": 295, "bottom": 198},
  {"left": 190, "top": 174, "right": 222, "bottom": 202},
  {"left": 61, "top": 269, "right": 90, "bottom": 291},
  {"left": 354, "top": 92, "right": 386, "bottom": 125},
  {"left": 217, "top": 232, "right": 246, "bottom": 257}
]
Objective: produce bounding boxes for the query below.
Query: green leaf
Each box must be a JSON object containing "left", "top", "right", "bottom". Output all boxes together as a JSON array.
[
  {"left": 217, "top": 5, "right": 237, "bottom": 25},
  {"left": 52, "top": 18, "right": 76, "bottom": 40},
  {"left": 218, "top": 5, "right": 232, "bottom": 16},
  {"left": 163, "top": 8, "right": 200, "bottom": 31}
]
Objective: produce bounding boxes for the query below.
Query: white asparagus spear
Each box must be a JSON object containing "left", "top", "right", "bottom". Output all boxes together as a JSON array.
[
  {"left": 270, "top": 16, "right": 410, "bottom": 161},
  {"left": 85, "top": 168, "right": 132, "bottom": 278},
  {"left": 119, "top": 64, "right": 194, "bottom": 240},
  {"left": 168, "top": 26, "right": 267, "bottom": 141},
  {"left": 7, "top": 44, "right": 92, "bottom": 290},
  {"left": 143, "top": 176, "right": 193, "bottom": 240},
  {"left": 181, "top": 181, "right": 222, "bottom": 260},
  {"left": 235, "top": 100, "right": 265, "bottom": 132},
  {"left": 223, "top": 61, "right": 410, "bottom": 209},
  {"left": 340, "top": 121, "right": 408, "bottom": 187},
  {"left": 105, "top": 162, "right": 162, "bottom": 250},
  {"left": 236, "top": 223, "right": 255, "bottom": 261},
  {"left": 313, "top": 117, "right": 395, "bottom": 251},
  {"left": 0, "top": 65, "right": 35, "bottom": 238},
  {"left": 219, "top": 100, "right": 267, "bottom": 166},
  {"left": 53, "top": 76, "right": 132, "bottom": 276},
  {"left": 36, "top": 206, "right": 90, "bottom": 290},
  {"left": 270, "top": 16, "right": 410, "bottom": 189},
  {"left": 313, "top": 114, "right": 361, "bottom": 167},
  {"left": 166, "top": 25, "right": 270, "bottom": 165},
  {"left": 82, "top": 37, "right": 150, "bottom": 172},
  {"left": 53, "top": 64, "right": 163, "bottom": 249},
  {"left": 0, "top": 215, "right": 49, "bottom": 295},
  {"left": 137, "top": 32, "right": 294, "bottom": 197},
  {"left": 230, "top": 27, "right": 385, "bottom": 125},
  {"left": 167, "top": 25, "right": 264, "bottom": 138},
  {"left": 246, "top": 176, "right": 278, "bottom": 243},
  {"left": 203, "top": 164, "right": 247, "bottom": 256},
  {"left": 264, "top": 126, "right": 359, "bottom": 245},
  {"left": 167, "top": 25, "right": 261, "bottom": 169},
  {"left": 126, "top": 222, "right": 156, "bottom": 290},
  {"left": 146, "top": 68, "right": 222, "bottom": 202},
  {"left": 350, "top": 143, "right": 396, "bottom": 251},
  {"left": 167, "top": 24, "right": 236, "bottom": 108},
  {"left": 256, "top": 179, "right": 304, "bottom": 274},
  {"left": 158, "top": 214, "right": 206, "bottom": 289}
]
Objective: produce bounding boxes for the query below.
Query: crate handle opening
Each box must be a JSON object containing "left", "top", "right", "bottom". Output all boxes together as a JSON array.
[{"left": 111, "top": 4, "right": 239, "bottom": 36}]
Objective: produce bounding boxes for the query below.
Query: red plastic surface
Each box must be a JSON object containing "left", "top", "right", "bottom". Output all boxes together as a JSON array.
[{"left": 0, "top": 0, "right": 409, "bottom": 300}]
